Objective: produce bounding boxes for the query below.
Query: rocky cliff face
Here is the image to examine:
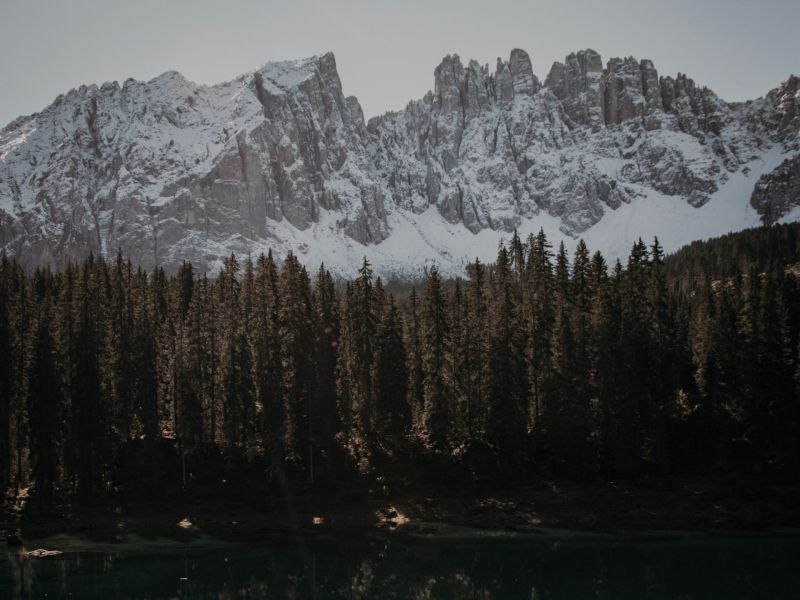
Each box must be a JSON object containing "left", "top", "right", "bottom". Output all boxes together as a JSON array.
[
  {"left": 0, "top": 53, "right": 389, "bottom": 270},
  {"left": 544, "top": 49, "right": 605, "bottom": 129},
  {"left": 371, "top": 49, "right": 796, "bottom": 237},
  {"left": 1, "top": 50, "right": 798, "bottom": 276},
  {"left": 751, "top": 154, "right": 800, "bottom": 224}
]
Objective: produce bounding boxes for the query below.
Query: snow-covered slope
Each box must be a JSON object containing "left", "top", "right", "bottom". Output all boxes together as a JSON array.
[{"left": 1, "top": 50, "right": 798, "bottom": 278}]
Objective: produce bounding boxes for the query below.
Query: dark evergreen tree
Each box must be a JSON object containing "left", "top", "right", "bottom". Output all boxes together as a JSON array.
[
  {"left": 313, "top": 265, "right": 340, "bottom": 475},
  {"left": 108, "top": 251, "right": 135, "bottom": 442},
  {"left": 73, "top": 256, "right": 109, "bottom": 497},
  {"left": 421, "top": 266, "right": 450, "bottom": 452},
  {"left": 254, "top": 251, "right": 283, "bottom": 460},
  {"left": 9, "top": 258, "right": 31, "bottom": 491},
  {"left": 464, "top": 259, "right": 489, "bottom": 439},
  {"left": 647, "top": 238, "right": 673, "bottom": 469},
  {"left": 374, "top": 294, "right": 410, "bottom": 451},
  {"left": 405, "top": 287, "right": 425, "bottom": 434},
  {"left": 546, "top": 242, "right": 591, "bottom": 467},
  {"left": 486, "top": 246, "right": 526, "bottom": 456},
  {"left": 608, "top": 258, "right": 642, "bottom": 474},
  {"left": 26, "top": 270, "right": 60, "bottom": 506},
  {"left": 445, "top": 280, "right": 469, "bottom": 446},
  {"left": 278, "top": 253, "right": 316, "bottom": 468},
  {"left": 132, "top": 267, "right": 160, "bottom": 487},
  {"left": 524, "top": 230, "right": 554, "bottom": 435},
  {"left": 338, "top": 259, "right": 377, "bottom": 458},
  {"left": 221, "top": 331, "right": 255, "bottom": 455},
  {"left": 0, "top": 255, "right": 13, "bottom": 498}
]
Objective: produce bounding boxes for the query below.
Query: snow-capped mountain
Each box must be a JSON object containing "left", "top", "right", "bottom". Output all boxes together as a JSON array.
[{"left": 1, "top": 50, "right": 798, "bottom": 278}]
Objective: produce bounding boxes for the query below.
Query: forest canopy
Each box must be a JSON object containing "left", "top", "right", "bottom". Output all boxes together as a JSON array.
[{"left": 1, "top": 223, "right": 799, "bottom": 509}]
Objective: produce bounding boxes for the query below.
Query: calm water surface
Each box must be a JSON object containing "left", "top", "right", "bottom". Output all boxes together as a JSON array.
[{"left": 1, "top": 531, "right": 799, "bottom": 599}]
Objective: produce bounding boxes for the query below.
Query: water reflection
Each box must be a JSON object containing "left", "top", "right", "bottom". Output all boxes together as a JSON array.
[{"left": 1, "top": 533, "right": 799, "bottom": 599}]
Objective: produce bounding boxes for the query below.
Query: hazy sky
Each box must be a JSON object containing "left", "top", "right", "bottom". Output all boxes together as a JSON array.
[{"left": 1, "top": 0, "right": 798, "bottom": 127}]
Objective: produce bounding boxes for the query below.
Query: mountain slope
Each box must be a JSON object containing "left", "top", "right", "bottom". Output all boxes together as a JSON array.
[{"left": 1, "top": 50, "right": 798, "bottom": 277}]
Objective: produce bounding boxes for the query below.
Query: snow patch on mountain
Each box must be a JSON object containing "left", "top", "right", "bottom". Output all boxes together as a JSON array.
[{"left": 210, "top": 144, "right": 791, "bottom": 280}]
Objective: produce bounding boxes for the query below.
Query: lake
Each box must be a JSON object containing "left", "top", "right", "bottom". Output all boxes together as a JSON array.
[{"left": 2, "top": 530, "right": 799, "bottom": 599}]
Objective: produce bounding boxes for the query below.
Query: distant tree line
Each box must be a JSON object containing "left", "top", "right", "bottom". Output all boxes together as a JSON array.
[{"left": 1, "top": 223, "right": 799, "bottom": 508}]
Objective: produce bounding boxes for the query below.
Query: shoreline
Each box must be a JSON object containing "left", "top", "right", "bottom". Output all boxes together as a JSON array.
[
  {"left": 7, "top": 526, "right": 800, "bottom": 557},
  {"left": 5, "top": 477, "right": 800, "bottom": 546}
]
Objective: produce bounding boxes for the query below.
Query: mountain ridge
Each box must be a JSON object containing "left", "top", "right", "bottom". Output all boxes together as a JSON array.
[{"left": 1, "top": 49, "right": 798, "bottom": 277}]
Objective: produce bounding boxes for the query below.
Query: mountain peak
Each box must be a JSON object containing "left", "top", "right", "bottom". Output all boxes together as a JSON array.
[
  {"left": 506, "top": 48, "right": 539, "bottom": 96},
  {"left": 250, "top": 51, "right": 339, "bottom": 95},
  {"left": 1, "top": 48, "right": 798, "bottom": 278}
]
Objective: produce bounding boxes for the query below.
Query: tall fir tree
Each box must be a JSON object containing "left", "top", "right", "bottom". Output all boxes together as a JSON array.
[
  {"left": 487, "top": 246, "right": 526, "bottom": 456},
  {"left": 73, "top": 256, "right": 109, "bottom": 497},
  {"left": 421, "top": 266, "right": 450, "bottom": 452},
  {"left": 312, "top": 265, "right": 340, "bottom": 475},
  {"left": 278, "top": 253, "right": 316, "bottom": 467},
  {"left": 132, "top": 268, "right": 160, "bottom": 487},
  {"left": 26, "top": 273, "right": 61, "bottom": 506},
  {"left": 0, "top": 255, "right": 13, "bottom": 498},
  {"left": 524, "top": 230, "right": 554, "bottom": 435},
  {"left": 254, "top": 251, "right": 283, "bottom": 459},
  {"left": 464, "top": 259, "right": 489, "bottom": 439},
  {"left": 374, "top": 294, "right": 410, "bottom": 452},
  {"left": 405, "top": 287, "right": 425, "bottom": 434},
  {"left": 338, "top": 259, "right": 377, "bottom": 458}
]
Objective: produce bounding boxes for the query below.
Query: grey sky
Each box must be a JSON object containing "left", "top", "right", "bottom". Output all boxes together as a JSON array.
[{"left": 1, "top": 0, "right": 798, "bottom": 127}]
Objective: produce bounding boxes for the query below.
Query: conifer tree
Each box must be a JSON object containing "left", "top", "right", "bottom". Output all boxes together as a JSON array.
[
  {"left": 313, "top": 265, "right": 340, "bottom": 473},
  {"left": 421, "top": 266, "right": 450, "bottom": 452},
  {"left": 610, "top": 241, "right": 652, "bottom": 471},
  {"left": 607, "top": 259, "right": 642, "bottom": 474},
  {"left": 510, "top": 230, "right": 525, "bottom": 281},
  {"left": 9, "top": 258, "right": 31, "bottom": 490},
  {"left": 254, "top": 252, "right": 283, "bottom": 458},
  {"left": 756, "top": 267, "right": 794, "bottom": 464},
  {"left": 26, "top": 273, "right": 60, "bottom": 506},
  {"left": 587, "top": 251, "right": 611, "bottom": 461},
  {"left": 0, "top": 255, "right": 12, "bottom": 498},
  {"left": 221, "top": 331, "right": 256, "bottom": 454},
  {"left": 648, "top": 238, "right": 673, "bottom": 468},
  {"left": 405, "top": 287, "right": 425, "bottom": 433},
  {"left": 55, "top": 264, "right": 78, "bottom": 492},
  {"left": 108, "top": 251, "right": 135, "bottom": 442},
  {"left": 216, "top": 255, "right": 254, "bottom": 454},
  {"left": 338, "top": 259, "right": 377, "bottom": 456},
  {"left": 445, "top": 280, "right": 469, "bottom": 445},
  {"left": 132, "top": 268, "right": 159, "bottom": 484},
  {"left": 547, "top": 242, "right": 590, "bottom": 465},
  {"left": 524, "top": 230, "right": 554, "bottom": 435},
  {"left": 487, "top": 246, "right": 526, "bottom": 455},
  {"left": 464, "top": 259, "right": 489, "bottom": 439},
  {"left": 571, "top": 240, "right": 592, "bottom": 402},
  {"left": 374, "top": 294, "right": 410, "bottom": 451},
  {"left": 173, "top": 262, "right": 205, "bottom": 481},
  {"left": 73, "top": 256, "right": 108, "bottom": 496},
  {"left": 279, "top": 253, "right": 316, "bottom": 466}
]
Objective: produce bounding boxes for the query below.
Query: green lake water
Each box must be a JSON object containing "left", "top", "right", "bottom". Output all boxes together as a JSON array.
[{"left": 2, "top": 530, "right": 799, "bottom": 599}]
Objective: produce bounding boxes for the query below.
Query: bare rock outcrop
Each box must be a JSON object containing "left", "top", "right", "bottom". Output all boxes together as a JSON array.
[
  {"left": 751, "top": 154, "right": 800, "bottom": 223},
  {"left": 545, "top": 49, "right": 605, "bottom": 130}
]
